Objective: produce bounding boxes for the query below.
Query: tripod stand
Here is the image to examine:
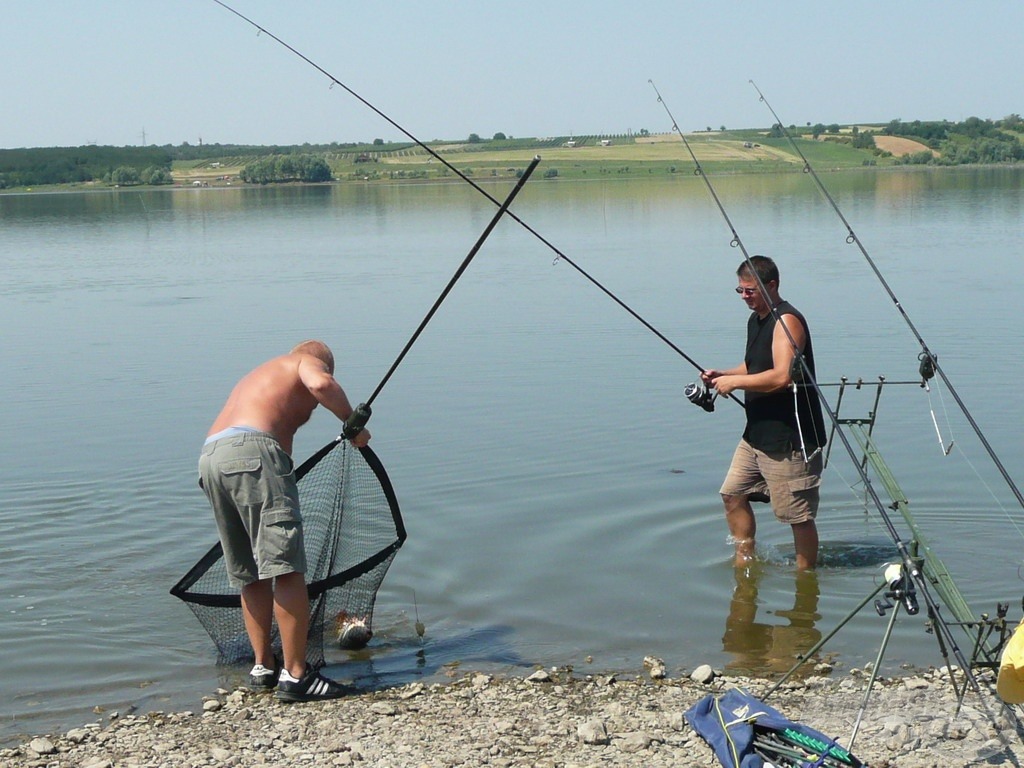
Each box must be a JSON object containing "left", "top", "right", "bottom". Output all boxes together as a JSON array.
[
  {"left": 848, "top": 565, "right": 921, "bottom": 746},
  {"left": 761, "top": 559, "right": 961, "bottom": 750},
  {"left": 760, "top": 378, "right": 1009, "bottom": 753}
]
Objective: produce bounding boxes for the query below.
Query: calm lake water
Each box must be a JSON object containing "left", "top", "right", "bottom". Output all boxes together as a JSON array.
[{"left": 2, "top": 167, "right": 1024, "bottom": 743}]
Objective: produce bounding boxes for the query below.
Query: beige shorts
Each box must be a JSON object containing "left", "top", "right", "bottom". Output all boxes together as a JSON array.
[{"left": 720, "top": 439, "right": 822, "bottom": 524}]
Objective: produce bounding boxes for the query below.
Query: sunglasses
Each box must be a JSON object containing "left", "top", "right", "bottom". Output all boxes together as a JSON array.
[{"left": 734, "top": 287, "right": 758, "bottom": 297}]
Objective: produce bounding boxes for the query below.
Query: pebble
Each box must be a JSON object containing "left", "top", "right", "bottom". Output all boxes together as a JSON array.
[
  {"left": 28, "top": 737, "right": 55, "bottom": 755},
  {"left": 643, "top": 655, "right": 667, "bottom": 680},
  {"left": 577, "top": 720, "right": 609, "bottom": 745},
  {"left": 2, "top": 662, "right": 1022, "bottom": 767},
  {"left": 690, "top": 663, "right": 716, "bottom": 684},
  {"left": 526, "top": 669, "right": 552, "bottom": 683}
]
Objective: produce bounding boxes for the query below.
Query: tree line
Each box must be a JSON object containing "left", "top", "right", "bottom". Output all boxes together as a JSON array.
[
  {"left": 764, "top": 114, "right": 1024, "bottom": 166},
  {"left": 239, "top": 155, "right": 332, "bottom": 184},
  {"left": 0, "top": 144, "right": 346, "bottom": 188},
  {"left": 883, "top": 115, "right": 1024, "bottom": 165},
  {"left": 0, "top": 145, "right": 174, "bottom": 189}
]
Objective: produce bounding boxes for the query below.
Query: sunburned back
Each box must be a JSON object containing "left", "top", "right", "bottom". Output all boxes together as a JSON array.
[{"left": 208, "top": 353, "right": 318, "bottom": 454}]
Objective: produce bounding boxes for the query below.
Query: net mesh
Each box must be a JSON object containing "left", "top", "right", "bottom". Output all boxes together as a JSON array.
[{"left": 171, "top": 440, "right": 405, "bottom": 667}]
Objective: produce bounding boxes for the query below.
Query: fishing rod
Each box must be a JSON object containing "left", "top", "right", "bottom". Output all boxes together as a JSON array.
[
  {"left": 340, "top": 156, "right": 540, "bottom": 438},
  {"left": 646, "top": 79, "right": 807, "bottom": 415},
  {"left": 209, "top": 0, "right": 743, "bottom": 407},
  {"left": 648, "top": 79, "right": 981, "bottom": 702},
  {"left": 748, "top": 79, "right": 1024, "bottom": 514}
]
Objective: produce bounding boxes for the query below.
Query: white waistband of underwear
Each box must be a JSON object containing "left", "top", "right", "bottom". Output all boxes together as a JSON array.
[{"left": 204, "top": 425, "right": 261, "bottom": 445}]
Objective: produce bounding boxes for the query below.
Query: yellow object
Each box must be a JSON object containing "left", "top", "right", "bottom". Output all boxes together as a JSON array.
[{"left": 997, "top": 619, "right": 1024, "bottom": 703}]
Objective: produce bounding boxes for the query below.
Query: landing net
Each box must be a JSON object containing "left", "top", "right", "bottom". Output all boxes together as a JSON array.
[{"left": 171, "top": 440, "right": 406, "bottom": 667}]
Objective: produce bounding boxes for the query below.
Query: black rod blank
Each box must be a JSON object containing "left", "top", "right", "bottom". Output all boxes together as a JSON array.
[
  {"left": 367, "top": 156, "right": 541, "bottom": 407},
  {"left": 748, "top": 79, "right": 1024, "bottom": 514},
  {"left": 650, "top": 79, "right": 980, "bottom": 693},
  {"left": 211, "top": 0, "right": 713, "bottom": 379},
  {"left": 341, "top": 157, "right": 541, "bottom": 439}
]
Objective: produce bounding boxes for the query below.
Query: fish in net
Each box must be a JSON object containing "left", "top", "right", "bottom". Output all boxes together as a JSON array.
[{"left": 171, "top": 438, "right": 406, "bottom": 667}]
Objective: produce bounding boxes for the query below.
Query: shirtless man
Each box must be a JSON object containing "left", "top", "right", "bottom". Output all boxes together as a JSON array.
[{"left": 199, "top": 340, "right": 369, "bottom": 702}]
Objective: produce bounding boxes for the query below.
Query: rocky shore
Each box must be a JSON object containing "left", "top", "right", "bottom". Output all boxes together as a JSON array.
[{"left": 4, "top": 660, "right": 1023, "bottom": 768}]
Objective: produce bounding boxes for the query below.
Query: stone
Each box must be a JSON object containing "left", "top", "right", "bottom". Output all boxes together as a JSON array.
[
  {"left": 210, "top": 746, "right": 233, "bottom": 761},
  {"left": 399, "top": 682, "right": 425, "bottom": 699},
  {"left": 615, "top": 731, "right": 652, "bottom": 753},
  {"left": 28, "top": 737, "right": 55, "bottom": 755},
  {"left": 577, "top": 719, "right": 610, "bottom": 745},
  {"left": 643, "top": 656, "right": 667, "bottom": 680},
  {"left": 690, "top": 664, "right": 715, "bottom": 684}
]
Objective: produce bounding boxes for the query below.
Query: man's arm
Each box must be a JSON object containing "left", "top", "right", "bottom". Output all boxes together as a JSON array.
[
  {"left": 297, "top": 356, "right": 371, "bottom": 446},
  {"left": 701, "top": 363, "right": 746, "bottom": 387},
  {"left": 711, "top": 314, "right": 806, "bottom": 397}
]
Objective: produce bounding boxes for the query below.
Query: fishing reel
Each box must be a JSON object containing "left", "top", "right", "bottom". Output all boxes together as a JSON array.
[
  {"left": 875, "top": 562, "right": 919, "bottom": 617},
  {"left": 790, "top": 354, "right": 809, "bottom": 384},
  {"left": 684, "top": 382, "right": 717, "bottom": 413},
  {"left": 918, "top": 351, "right": 937, "bottom": 387}
]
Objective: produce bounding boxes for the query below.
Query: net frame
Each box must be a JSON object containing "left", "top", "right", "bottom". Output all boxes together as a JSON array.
[{"left": 171, "top": 440, "right": 405, "bottom": 667}]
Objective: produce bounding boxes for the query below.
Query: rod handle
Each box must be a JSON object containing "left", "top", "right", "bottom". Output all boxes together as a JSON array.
[{"left": 342, "top": 403, "right": 372, "bottom": 439}]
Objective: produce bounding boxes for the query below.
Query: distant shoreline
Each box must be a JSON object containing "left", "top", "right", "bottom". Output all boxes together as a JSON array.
[
  {"left": 4, "top": 161, "right": 1019, "bottom": 198},
  {"left": 6, "top": 117, "right": 1023, "bottom": 192}
]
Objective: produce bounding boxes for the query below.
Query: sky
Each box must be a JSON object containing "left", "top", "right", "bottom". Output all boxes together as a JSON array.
[{"left": 3, "top": 1, "right": 1023, "bottom": 149}]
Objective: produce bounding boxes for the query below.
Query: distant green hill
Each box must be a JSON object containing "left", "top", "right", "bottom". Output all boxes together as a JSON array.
[{"left": 3, "top": 115, "right": 1021, "bottom": 190}]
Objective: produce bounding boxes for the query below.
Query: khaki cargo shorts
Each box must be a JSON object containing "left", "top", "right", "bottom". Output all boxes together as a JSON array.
[{"left": 720, "top": 438, "right": 822, "bottom": 524}]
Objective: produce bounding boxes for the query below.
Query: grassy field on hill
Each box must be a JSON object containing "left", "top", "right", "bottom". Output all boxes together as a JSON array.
[
  {"left": 6, "top": 114, "right": 1020, "bottom": 191},
  {"left": 6, "top": 122, "right": 979, "bottom": 192},
  {"left": 170, "top": 128, "right": 898, "bottom": 187}
]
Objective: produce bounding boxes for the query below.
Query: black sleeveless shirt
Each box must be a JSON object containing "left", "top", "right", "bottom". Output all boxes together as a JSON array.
[{"left": 743, "top": 300, "right": 827, "bottom": 453}]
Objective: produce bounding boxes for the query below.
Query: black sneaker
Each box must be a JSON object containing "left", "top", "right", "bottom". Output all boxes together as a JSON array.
[
  {"left": 275, "top": 666, "right": 350, "bottom": 702},
  {"left": 748, "top": 489, "right": 771, "bottom": 504},
  {"left": 248, "top": 657, "right": 280, "bottom": 690}
]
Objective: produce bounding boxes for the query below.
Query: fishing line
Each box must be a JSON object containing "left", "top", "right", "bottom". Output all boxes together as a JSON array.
[
  {"left": 340, "top": 156, "right": 540, "bottom": 437},
  {"left": 923, "top": 386, "right": 955, "bottom": 456},
  {"left": 650, "top": 80, "right": 867, "bottom": 485},
  {"left": 649, "top": 79, "right": 818, "bottom": 450},
  {"left": 648, "top": 79, "right": 981, "bottom": 698},
  {"left": 650, "top": 77, "right": 863, "bottom": 473},
  {"left": 951, "top": 442, "right": 1024, "bottom": 543},
  {"left": 917, "top": 351, "right": 954, "bottom": 455},
  {"left": 748, "top": 79, "right": 1024, "bottom": 514},
  {"left": 209, "top": 1, "right": 732, "bottom": 403}
]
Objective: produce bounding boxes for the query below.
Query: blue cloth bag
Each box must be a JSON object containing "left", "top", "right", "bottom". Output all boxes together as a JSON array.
[{"left": 684, "top": 688, "right": 861, "bottom": 768}]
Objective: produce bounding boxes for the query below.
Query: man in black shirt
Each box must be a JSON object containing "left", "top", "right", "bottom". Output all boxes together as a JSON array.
[{"left": 701, "top": 256, "right": 826, "bottom": 570}]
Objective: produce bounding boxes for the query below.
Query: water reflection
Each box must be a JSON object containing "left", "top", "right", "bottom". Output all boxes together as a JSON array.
[{"left": 722, "top": 565, "right": 822, "bottom": 677}]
